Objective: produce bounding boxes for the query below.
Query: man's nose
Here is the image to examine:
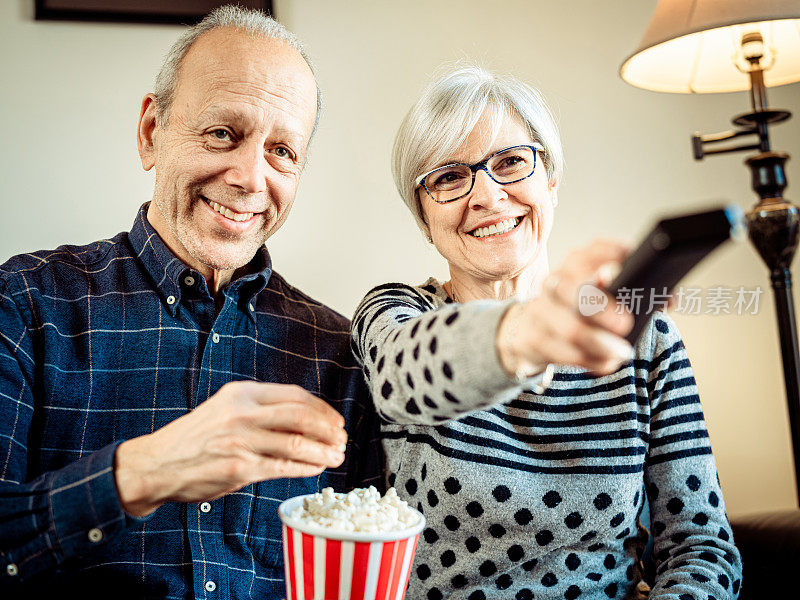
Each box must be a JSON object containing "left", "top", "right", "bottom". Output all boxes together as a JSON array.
[
  {"left": 224, "top": 142, "right": 268, "bottom": 194},
  {"left": 468, "top": 168, "right": 507, "bottom": 210}
]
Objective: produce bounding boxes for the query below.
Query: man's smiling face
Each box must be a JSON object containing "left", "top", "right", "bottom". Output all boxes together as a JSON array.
[{"left": 139, "top": 27, "right": 317, "bottom": 280}]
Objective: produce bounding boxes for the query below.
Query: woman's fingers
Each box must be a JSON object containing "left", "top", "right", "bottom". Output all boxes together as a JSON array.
[
  {"left": 502, "top": 238, "right": 647, "bottom": 374},
  {"left": 544, "top": 238, "right": 640, "bottom": 338},
  {"left": 553, "top": 238, "right": 631, "bottom": 294},
  {"left": 560, "top": 238, "right": 631, "bottom": 280},
  {"left": 528, "top": 319, "right": 632, "bottom": 375},
  {"left": 544, "top": 271, "right": 633, "bottom": 337},
  {"left": 521, "top": 296, "right": 634, "bottom": 370},
  {"left": 585, "top": 297, "right": 635, "bottom": 338},
  {"left": 545, "top": 302, "right": 633, "bottom": 361},
  {"left": 579, "top": 328, "right": 635, "bottom": 363}
]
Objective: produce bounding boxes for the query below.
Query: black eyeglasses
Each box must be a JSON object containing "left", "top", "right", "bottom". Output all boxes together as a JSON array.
[{"left": 415, "top": 144, "right": 544, "bottom": 204}]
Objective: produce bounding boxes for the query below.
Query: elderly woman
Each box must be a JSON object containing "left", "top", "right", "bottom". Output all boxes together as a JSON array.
[{"left": 351, "top": 65, "right": 742, "bottom": 600}]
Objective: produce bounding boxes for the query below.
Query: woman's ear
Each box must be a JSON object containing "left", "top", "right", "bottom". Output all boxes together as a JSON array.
[
  {"left": 549, "top": 179, "right": 559, "bottom": 207},
  {"left": 416, "top": 191, "right": 433, "bottom": 242},
  {"left": 422, "top": 223, "right": 433, "bottom": 244}
]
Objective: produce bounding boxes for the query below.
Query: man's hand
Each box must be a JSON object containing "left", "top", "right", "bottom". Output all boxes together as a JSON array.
[{"left": 114, "top": 381, "right": 347, "bottom": 517}]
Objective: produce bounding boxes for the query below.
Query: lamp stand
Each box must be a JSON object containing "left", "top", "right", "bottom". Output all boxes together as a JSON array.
[
  {"left": 745, "top": 155, "right": 800, "bottom": 504},
  {"left": 692, "top": 32, "right": 800, "bottom": 503}
]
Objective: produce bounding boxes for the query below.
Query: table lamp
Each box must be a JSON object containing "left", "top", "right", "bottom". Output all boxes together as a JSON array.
[{"left": 620, "top": 0, "right": 800, "bottom": 503}]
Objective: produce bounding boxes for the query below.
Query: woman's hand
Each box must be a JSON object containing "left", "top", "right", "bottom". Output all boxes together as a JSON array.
[{"left": 496, "top": 238, "right": 639, "bottom": 377}]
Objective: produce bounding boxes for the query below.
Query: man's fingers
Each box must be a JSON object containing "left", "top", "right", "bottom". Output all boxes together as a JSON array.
[
  {"left": 253, "top": 457, "right": 328, "bottom": 482},
  {"left": 252, "top": 403, "right": 348, "bottom": 447},
  {"left": 243, "top": 382, "right": 346, "bottom": 427},
  {"left": 242, "top": 429, "right": 345, "bottom": 467}
]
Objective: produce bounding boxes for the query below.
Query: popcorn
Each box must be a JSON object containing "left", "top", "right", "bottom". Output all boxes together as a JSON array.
[{"left": 289, "top": 486, "right": 420, "bottom": 533}]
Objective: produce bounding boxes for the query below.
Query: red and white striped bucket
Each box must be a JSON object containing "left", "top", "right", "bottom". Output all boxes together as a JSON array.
[{"left": 278, "top": 494, "right": 425, "bottom": 600}]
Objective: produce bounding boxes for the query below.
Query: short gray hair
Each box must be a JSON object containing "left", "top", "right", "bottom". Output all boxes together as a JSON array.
[
  {"left": 153, "top": 4, "right": 321, "bottom": 134},
  {"left": 392, "top": 64, "right": 564, "bottom": 237}
]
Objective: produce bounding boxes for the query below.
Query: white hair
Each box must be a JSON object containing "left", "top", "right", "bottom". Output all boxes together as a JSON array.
[
  {"left": 392, "top": 64, "right": 564, "bottom": 237},
  {"left": 153, "top": 4, "right": 321, "bottom": 134}
]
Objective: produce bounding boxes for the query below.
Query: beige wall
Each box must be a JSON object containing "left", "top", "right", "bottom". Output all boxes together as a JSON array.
[{"left": 1, "top": 0, "right": 799, "bottom": 515}]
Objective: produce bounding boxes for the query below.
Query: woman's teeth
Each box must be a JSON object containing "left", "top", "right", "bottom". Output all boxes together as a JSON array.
[
  {"left": 469, "top": 217, "right": 522, "bottom": 239},
  {"left": 207, "top": 199, "right": 254, "bottom": 222}
]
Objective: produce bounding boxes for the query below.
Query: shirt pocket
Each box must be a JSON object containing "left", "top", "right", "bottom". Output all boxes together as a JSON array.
[
  {"left": 245, "top": 478, "right": 322, "bottom": 571},
  {"left": 244, "top": 482, "right": 286, "bottom": 571}
]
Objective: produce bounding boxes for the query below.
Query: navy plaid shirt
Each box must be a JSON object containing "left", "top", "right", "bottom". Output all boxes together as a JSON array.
[{"left": 0, "top": 203, "right": 382, "bottom": 599}]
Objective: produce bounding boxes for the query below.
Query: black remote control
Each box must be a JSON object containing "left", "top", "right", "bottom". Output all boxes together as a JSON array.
[{"left": 605, "top": 205, "right": 747, "bottom": 344}]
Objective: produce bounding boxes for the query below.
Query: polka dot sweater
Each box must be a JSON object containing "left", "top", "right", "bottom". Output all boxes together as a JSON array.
[{"left": 351, "top": 278, "right": 742, "bottom": 600}]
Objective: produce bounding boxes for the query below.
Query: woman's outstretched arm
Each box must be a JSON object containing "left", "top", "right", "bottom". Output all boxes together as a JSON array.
[{"left": 351, "top": 282, "right": 541, "bottom": 425}]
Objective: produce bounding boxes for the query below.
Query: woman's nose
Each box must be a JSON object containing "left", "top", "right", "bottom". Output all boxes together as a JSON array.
[
  {"left": 224, "top": 142, "right": 268, "bottom": 194},
  {"left": 468, "top": 168, "right": 507, "bottom": 210}
]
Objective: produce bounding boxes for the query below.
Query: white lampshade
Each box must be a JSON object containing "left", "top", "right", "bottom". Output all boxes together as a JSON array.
[{"left": 621, "top": 0, "right": 800, "bottom": 93}]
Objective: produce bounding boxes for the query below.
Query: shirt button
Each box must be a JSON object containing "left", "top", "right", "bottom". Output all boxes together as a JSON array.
[
  {"left": 205, "top": 580, "right": 216, "bottom": 592},
  {"left": 166, "top": 295, "right": 176, "bottom": 305},
  {"left": 184, "top": 275, "right": 195, "bottom": 286},
  {"left": 88, "top": 528, "right": 103, "bottom": 543},
  {"left": 6, "top": 563, "right": 18, "bottom": 576},
  {"left": 199, "top": 502, "right": 212, "bottom": 513},
  {"left": 212, "top": 333, "right": 220, "bottom": 343}
]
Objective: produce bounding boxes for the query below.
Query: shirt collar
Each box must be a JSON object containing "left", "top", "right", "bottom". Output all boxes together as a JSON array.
[{"left": 128, "top": 202, "right": 272, "bottom": 314}]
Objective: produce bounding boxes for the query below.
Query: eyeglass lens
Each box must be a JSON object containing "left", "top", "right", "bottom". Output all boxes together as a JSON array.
[{"left": 424, "top": 146, "right": 536, "bottom": 202}]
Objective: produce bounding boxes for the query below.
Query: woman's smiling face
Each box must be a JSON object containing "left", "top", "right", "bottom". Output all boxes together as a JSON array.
[{"left": 419, "top": 111, "right": 558, "bottom": 285}]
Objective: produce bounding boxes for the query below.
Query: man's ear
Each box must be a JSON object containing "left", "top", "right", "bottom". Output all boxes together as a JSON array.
[{"left": 137, "top": 94, "right": 159, "bottom": 171}]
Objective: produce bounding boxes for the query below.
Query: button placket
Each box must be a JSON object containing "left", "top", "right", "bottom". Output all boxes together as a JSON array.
[{"left": 190, "top": 308, "right": 231, "bottom": 598}]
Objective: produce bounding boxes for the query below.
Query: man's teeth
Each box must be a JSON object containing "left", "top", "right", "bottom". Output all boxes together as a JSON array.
[
  {"left": 208, "top": 200, "right": 254, "bottom": 222},
  {"left": 470, "top": 217, "right": 522, "bottom": 239}
]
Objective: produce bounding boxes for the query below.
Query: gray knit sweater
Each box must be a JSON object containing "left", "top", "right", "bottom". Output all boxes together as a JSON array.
[{"left": 351, "top": 277, "right": 742, "bottom": 600}]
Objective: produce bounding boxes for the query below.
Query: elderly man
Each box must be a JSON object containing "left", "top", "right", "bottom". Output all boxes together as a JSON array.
[{"left": 0, "top": 5, "right": 380, "bottom": 598}]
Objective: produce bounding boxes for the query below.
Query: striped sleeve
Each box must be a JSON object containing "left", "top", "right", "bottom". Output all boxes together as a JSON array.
[
  {"left": 642, "top": 313, "right": 742, "bottom": 599},
  {"left": 351, "top": 283, "right": 543, "bottom": 425}
]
